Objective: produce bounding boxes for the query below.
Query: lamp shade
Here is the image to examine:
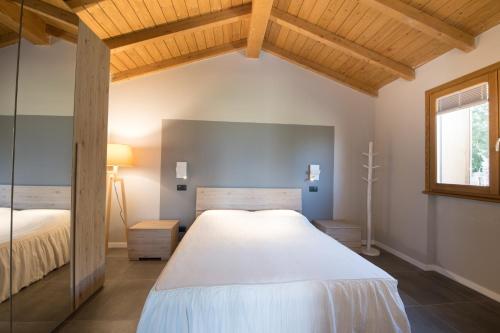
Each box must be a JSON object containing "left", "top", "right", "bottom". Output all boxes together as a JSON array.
[{"left": 107, "top": 144, "right": 133, "bottom": 167}]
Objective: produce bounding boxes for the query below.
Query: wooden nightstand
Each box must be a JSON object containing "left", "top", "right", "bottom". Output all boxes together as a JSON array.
[
  {"left": 128, "top": 220, "right": 179, "bottom": 260},
  {"left": 312, "top": 220, "right": 362, "bottom": 253}
]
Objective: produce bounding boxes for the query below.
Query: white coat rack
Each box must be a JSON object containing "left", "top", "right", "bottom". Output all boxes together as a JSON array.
[{"left": 361, "top": 141, "right": 380, "bottom": 256}]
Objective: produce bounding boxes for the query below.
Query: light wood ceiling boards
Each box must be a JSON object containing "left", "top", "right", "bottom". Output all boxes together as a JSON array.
[
  {"left": 105, "top": 4, "right": 251, "bottom": 54},
  {"left": 0, "top": 30, "right": 17, "bottom": 47},
  {"left": 269, "top": 7, "right": 415, "bottom": 80},
  {"left": 0, "top": 0, "right": 49, "bottom": 44},
  {"left": 263, "top": 41, "right": 379, "bottom": 96},
  {"left": 0, "top": 0, "right": 79, "bottom": 46},
  {"left": 2, "top": 0, "right": 500, "bottom": 96},
  {"left": 112, "top": 38, "right": 246, "bottom": 81},
  {"left": 358, "top": 0, "right": 475, "bottom": 51},
  {"left": 64, "top": 0, "right": 103, "bottom": 12},
  {"left": 13, "top": 0, "right": 79, "bottom": 33},
  {"left": 46, "top": 23, "right": 77, "bottom": 42}
]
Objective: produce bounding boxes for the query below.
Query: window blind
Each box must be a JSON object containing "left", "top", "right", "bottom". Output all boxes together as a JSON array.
[{"left": 437, "top": 82, "right": 489, "bottom": 114}]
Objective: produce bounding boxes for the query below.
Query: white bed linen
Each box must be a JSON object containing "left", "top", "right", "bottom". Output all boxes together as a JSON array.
[
  {"left": 138, "top": 210, "right": 410, "bottom": 333},
  {"left": 0, "top": 208, "right": 70, "bottom": 302}
]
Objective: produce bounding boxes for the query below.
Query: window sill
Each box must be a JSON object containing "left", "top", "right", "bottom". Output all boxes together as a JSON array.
[{"left": 422, "top": 190, "right": 500, "bottom": 203}]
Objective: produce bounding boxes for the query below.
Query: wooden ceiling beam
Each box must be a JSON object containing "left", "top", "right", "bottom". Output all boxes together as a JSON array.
[
  {"left": 262, "top": 42, "right": 378, "bottom": 97},
  {"left": 64, "top": 0, "right": 103, "bottom": 12},
  {"left": 270, "top": 8, "right": 414, "bottom": 81},
  {"left": 112, "top": 39, "right": 247, "bottom": 82},
  {"left": 359, "top": 0, "right": 475, "bottom": 52},
  {"left": 0, "top": 31, "right": 18, "bottom": 48},
  {"left": 105, "top": 4, "right": 251, "bottom": 54},
  {"left": 13, "top": 0, "right": 79, "bottom": 33},
  {"left": 46, "top": 24, "right": 77, "bottom": 43},
  {"left": 246, "top": 0, "right": 273, "bottom": 58},
  {"left": 0, "top": 0, "right": 49, "bottom": 44}
]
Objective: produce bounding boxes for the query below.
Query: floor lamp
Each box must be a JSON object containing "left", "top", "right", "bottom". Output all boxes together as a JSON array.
[{"left": 105, "top": 143, "right": 133, "bottom": 252}]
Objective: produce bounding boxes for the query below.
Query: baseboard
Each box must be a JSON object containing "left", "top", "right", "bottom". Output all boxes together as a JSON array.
[
  {"left": 373, "top": 241, "right": 432, "bottom": 271},
  {"left": 373, "top": 240, "right": 500, "bottom": 302},
  {"left": 108, "top": 242, "right": 127, "bottom": 248},
  {"left": 429, "top": 265, "right": 500, "bottom": 303}
]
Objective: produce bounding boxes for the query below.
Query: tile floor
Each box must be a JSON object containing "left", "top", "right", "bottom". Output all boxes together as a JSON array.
[{"left": 56, "top": 248, "right": 500, "bottom": 333}]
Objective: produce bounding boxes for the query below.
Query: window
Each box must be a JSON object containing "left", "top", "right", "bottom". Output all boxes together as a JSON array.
[{"left": 425, "top": 63, "right": 500, "bottom": 201}]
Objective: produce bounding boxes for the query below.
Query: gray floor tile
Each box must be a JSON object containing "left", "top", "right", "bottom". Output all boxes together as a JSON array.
[
  {"left": 57, "top": 320, "right": 138, "bottom": 333},
  {"left": 392, "top": 271, "right": 476, "bottom": 305},
  {"left": 429, "top": 302, "right": 500, "bottom": 333},
  {"left": 71, "top": 279, "right": 155, "bottom": 321},
  {"left": 406, "top": 306, "right": 459, "bottom": 333},
  {"left": 362, "top": 251, "right": 421, "bottom": 273}
]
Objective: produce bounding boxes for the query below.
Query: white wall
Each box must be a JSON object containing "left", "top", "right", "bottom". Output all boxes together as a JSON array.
[
  {"left": 0, "top": 40, "right": 76, "bottom": 116},
  {"left": 108, "top": 50, "right": 375, "bottom": 243},
  {"left": 374, "top": 24, "right": 500, "bottom": 297}
]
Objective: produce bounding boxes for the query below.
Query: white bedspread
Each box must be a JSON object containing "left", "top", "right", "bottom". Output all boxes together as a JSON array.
[
  {"left": 138, "top": 210, "right": 410, "bottom": 333},
  {"left": 0, "top": 208, "right": 70, "bottom": 302}
]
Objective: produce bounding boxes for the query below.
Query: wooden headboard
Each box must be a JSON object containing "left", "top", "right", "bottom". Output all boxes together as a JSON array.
[
  {"left": 196, "top": 187, "right": 302, "bottom": 216},
  {"left": 0, "top": 185, "right": 71, "bottom": 210}
]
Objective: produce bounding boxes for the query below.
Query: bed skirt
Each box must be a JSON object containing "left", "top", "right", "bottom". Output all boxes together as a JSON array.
[
  {"left": 0, "top": 223, "right": 70, "bottom": 302},
  {"left": 137, "top": 278, "right": 410, "bottom": 333}
]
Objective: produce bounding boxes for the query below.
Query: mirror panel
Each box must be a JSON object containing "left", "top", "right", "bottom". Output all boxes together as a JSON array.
[
  {"left": 0, "top": 8, "right": 21, "bottom": 333},
  {"left": 10, "top": 30, "right": 77, "bottom": 331}
]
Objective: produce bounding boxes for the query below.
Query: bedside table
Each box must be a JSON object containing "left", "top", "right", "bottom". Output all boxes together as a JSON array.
[
  {"left": 128, "top": 220, "right": 179, "bottom": 260},
  {"left": 312, "top": 220, "right": 362, "bottom": 253}
]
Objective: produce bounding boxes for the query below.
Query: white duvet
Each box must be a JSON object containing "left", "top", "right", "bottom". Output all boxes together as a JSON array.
[
  {"left": 138, "top": 210, "right": 410, "bottom": 333},
  {"left": 0, "top": 207, "right": 70, "bottom": 302}
]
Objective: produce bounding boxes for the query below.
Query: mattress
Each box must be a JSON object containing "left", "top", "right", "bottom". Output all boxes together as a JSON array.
[
  {"left": 0, "top": 207, "right": 70, "bottom": 302},
  {"left": 137, "top": 210, "right": 411, "bottom": 333}
]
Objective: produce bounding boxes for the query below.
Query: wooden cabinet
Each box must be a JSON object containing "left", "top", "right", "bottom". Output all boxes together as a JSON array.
[
  {"left": 313, "top": 220, "right": 362, "bottom": 253},
  {"left": 73, "top": 21, "right": 110, "bottom": 309},
  {"left": 128, "top": 220, "right": 179, "bottom": 260}
]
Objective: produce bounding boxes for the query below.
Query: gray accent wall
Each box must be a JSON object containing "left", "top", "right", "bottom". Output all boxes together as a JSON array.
[
  {"left": 0, "top": 115, "right": 73, "bottom": 185},
  {"left": 0, "top": 116, "right": 14, "bottom": 185},
  {"left": 160, "top": 120, "right": 334, "bottom": 226}
]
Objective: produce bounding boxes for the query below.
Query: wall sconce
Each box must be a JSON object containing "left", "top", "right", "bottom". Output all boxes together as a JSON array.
[
  {"left": 176, "top": 162, "right": 188, "bottom": 179},
  {"left": 309, "top": 164, "right": 320, "bottom": 181}
]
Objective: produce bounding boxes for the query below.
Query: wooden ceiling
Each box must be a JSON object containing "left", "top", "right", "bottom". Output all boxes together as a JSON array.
[{"left": 1, "top": 0, "right": 500, "bottom": 96}]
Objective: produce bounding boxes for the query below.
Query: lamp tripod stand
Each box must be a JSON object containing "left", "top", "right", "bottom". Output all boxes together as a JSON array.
[{"left": 105, "top": 166, "right": 128, "bottom": 253}]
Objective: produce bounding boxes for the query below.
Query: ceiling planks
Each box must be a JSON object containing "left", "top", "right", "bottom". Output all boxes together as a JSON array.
[
  {"left": 0, "top": 0, "right": 49, "bottom": 44},
  {"left": 269, "top": 7, "right": 415, "bottom": 80},
  {"left": 263, "top": 41, "right": 379, "bottom": 96},
  {"left": 13, "top": 0, "right": 79, "bottom": 33},
  {"left": 105, "top": 4, "right": 251, "bottom": 54},
  {"left": 0, "top": 31, "right": 17, "bottom": 47},
  {"left": 46, "top": 24, "right": 77, "bottom": 43},
  {"left": 359, "top": 0, "right": 475, "bottom": 52},
  {"left": 2, "top": 0, "right": 499, "bottom": 96},
  {"left": 64, "top": 0, "right": 103, "bottom": 12},
  {"left": 247, "top": 0, "right": 273, "bottom": 57},
  {"left": 112, "top": 39, "right": 247, "bottom": 82}
]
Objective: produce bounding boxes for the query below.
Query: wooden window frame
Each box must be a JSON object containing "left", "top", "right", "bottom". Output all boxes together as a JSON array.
[{"left": 425, "top": 61, "right": 500, "bottom": 202}]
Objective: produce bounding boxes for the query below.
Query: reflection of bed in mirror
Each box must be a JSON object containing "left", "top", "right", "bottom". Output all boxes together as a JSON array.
[{"left": 0, "top": 185, "right": 71, "bottom": 302}]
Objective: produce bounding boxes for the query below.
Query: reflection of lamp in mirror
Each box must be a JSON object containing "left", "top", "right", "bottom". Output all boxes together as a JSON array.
[{"left": 106, "top": 144, "right": 133, "bottom": 251}]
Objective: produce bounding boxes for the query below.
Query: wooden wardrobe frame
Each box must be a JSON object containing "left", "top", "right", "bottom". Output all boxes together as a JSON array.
[{"left": 72, "top": 21, "right": 110, "bottom": 309}]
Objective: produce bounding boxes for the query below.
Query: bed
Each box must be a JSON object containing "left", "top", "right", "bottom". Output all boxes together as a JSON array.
[
  {"left": 0, "top": 185, "right": 71, "bottom": 302},
  {"left": 137, "top": 188, "right": 410, "bottom": 333}
]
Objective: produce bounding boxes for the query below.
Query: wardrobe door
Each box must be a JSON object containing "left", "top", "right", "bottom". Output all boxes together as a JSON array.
[
  {"left": 73, "top": 21, "right": 110, "bottom": 308},
  {"left": 10, "top": 17, "right": 77, "bottom": 333},
  {"left": 0, "top": 5, "right": 21, "bottom": 332}
]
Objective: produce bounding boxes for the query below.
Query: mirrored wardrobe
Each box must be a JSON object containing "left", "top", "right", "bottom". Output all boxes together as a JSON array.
[
  {"left": 0, "top": 4, "right": 21, "bottom": 332},
  {"left": 0, "top": 3, "right": 110, "bottom": 332}
]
